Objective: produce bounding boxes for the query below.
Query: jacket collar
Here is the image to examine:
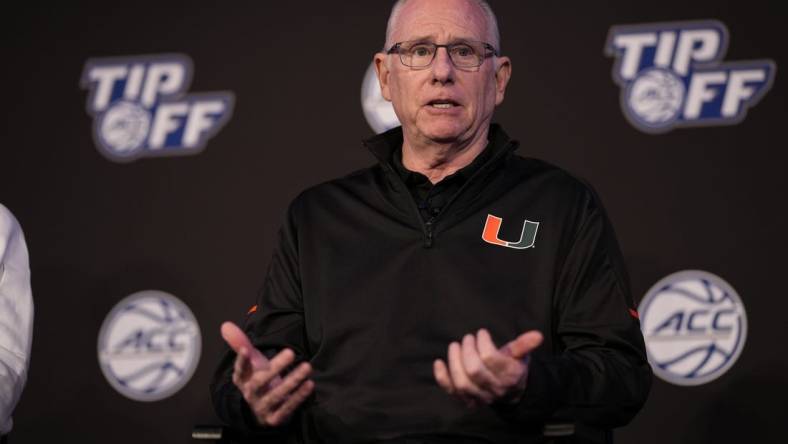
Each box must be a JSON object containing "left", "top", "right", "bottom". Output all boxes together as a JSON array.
[
  {"left": 363, "top": 123, "right": 518, "bottom": 172},
  {"left": 361, "top": 124, "right": 521, "bottom": 229}
]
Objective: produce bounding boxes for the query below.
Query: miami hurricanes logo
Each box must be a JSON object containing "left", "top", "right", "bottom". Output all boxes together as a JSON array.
[{"left": 481, "top": 214, "right": 539, "bottom": 250}]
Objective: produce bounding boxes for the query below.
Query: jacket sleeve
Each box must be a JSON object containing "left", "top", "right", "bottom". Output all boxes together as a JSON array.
[
  {"left": 210, "top": 198, "right": 309, "bottom": 437},
  {"left": 0, "top": 204, "right": 34, "bottom": 435},
  {"left": 498, "top": 184, "right": 652, "bottom": 429}
]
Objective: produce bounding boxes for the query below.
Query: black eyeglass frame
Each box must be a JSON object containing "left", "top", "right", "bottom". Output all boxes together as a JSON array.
[{"left": 386, "top": 40, "right": 499, "bottom": 69}]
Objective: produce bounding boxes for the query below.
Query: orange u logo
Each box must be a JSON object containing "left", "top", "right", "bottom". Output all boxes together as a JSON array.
[{"left": 481, "top": 214, "right": 539, "bottom": 249}]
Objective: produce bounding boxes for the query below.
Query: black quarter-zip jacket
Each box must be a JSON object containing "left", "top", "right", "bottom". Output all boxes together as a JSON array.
[{"left": 211, "top": 124, "right": 652, "bottom": 443}]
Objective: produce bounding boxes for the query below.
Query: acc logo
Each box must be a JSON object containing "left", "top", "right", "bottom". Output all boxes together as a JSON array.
[
  {"left": 80, "top": 54, "right": 235, "bottom": 162},
  {"left": 639, "top": 270, "right": 747, "bottom": 386},
  {"left": 605, "top": 20, "right": 776, "bottom": 133},
  {"left": 361, "top": 62, "right": 400, "bottom": 133},
  {"left": 98, "top": 290, "right": 202, "bottom": 401}
]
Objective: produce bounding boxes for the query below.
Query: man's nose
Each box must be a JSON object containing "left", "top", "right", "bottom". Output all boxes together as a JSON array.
[{"left": 430, "top": 47, "right": 455, "bottom": 84}]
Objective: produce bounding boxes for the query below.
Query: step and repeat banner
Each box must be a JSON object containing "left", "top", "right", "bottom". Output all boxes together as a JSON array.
[{"left": 1, "top": 1, "right": 785, "bottom": 443}]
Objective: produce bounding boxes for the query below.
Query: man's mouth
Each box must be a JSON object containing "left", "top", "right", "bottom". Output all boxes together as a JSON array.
[{"left": 428, "top": 99, "right": 460, "bottom": 109}]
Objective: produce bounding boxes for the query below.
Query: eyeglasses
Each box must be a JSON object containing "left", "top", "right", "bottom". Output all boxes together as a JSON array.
[{"left": 386, "top": 40, "right": 498, "bottom": 69}]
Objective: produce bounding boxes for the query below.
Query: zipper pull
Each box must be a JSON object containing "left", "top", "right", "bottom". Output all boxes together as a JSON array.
[{"left": 424, "top": 219, "right": 435, "bottom": 248}]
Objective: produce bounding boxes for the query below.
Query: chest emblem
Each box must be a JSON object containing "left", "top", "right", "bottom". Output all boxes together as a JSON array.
[{"left": 481, "top": 214, "right": 540, "bottom": 249}]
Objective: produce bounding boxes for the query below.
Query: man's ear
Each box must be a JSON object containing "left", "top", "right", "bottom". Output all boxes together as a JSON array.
[
  {"left": 374, "top": 53, "right": 392, "bottom": 102},
  {"left": 494, "top": 56, "right": 512, "bottom": 106}
]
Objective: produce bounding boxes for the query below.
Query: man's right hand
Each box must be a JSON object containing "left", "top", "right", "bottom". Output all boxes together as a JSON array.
[{"left": 220, "top": 321, "right": 314, "bottom": 427}]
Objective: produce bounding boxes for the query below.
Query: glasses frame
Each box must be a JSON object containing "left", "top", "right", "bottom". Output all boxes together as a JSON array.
[{"left": 386, "top": 40, "right": 499, "bottom": 70}]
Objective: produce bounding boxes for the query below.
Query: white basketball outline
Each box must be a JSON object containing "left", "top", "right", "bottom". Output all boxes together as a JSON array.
[
  {"left": 624, "top": 67, "right": 686, "bottom": 129},
  {"left": 639, "top": 270, "right": 748, "bottom": 386},
  {"left": 97, "top": 289, "right": 202, "bottom": 401}
]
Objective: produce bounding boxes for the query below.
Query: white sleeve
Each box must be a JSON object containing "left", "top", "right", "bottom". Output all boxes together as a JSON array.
[{"left": 0, "top": 204, "right": 34, "bottom": 435}]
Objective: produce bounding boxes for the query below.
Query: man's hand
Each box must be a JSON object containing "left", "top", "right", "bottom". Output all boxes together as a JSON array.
[
  {"left": 433, "top": 328, "right": 543, "bottom": 406},
  {"left": 220, "top": 322, "right": 314, "bottom": 427}
]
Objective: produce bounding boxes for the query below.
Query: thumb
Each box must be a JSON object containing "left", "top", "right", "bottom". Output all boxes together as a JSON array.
[
  {"left": 501, "top": 330, "right": 544, "bottom": 360},
  {"left": 221, "top": 321, "right": 268, "bottom": 369}
]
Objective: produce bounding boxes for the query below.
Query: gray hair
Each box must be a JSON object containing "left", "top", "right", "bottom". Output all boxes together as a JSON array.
[{"left": 384, "top": 0, "right": 501, "bottom": 51}]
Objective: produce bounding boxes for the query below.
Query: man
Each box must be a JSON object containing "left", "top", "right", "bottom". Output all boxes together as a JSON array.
[
  {"left": 211, "top": 0, "right": 652, "bottom": 442},
  {"left": 0, "top": 204, "right": 34, "bottom": 444}
]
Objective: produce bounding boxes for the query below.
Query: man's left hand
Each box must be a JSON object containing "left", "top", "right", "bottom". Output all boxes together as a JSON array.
[{"left": 433, "top": 328, "right": 544, "bottom": 406}]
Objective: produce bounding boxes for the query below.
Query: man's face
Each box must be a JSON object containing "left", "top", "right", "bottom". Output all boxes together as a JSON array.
[{"left": 375, "top": 0, "right": 511, "bottom": 145}]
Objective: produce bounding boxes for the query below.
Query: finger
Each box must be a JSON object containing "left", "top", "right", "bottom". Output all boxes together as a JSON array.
[
  {"left": 476, "top": 328, "right": 510, "bottom": 374},
  {"left": 246, "top": 348, "right": 296, "bottom": 396},
  {"left": 265, "top": 380, "right": 315, "bottom": 426},
  {"left": 232, "top": 347, "right": 253, "bottom": 384},
  {"left": 433, "top": 359, "right": 455, "bottom": 394},
  {"left": 222, "top": 321, "right": 253, "bottom": 353},
  {"left": 448, "top": 341, "right": 493, "bottom": 404},
  {"left": 461, "top": 334, "right": 500, "bottom": 396},
  {"left": 221, "top": 322, "right": 269, "bottom": 369},
  {"left": 501, "top": 330, "right": 544, "bottom": 360},
  {"left": 260, "top": 361, "right": 312, "bottom": 409},
  {"left": 478, "top": 329, "right": 530, "bottom": 396}
]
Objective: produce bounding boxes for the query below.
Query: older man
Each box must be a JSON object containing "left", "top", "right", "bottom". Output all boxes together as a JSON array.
[{"left": 211, "top": 0, "right": 651, "bottom": 442}]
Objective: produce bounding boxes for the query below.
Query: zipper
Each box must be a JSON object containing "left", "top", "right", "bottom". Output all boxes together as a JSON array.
[
  {"left": 382, "top": 164, "right": 435, "bottom": 248},
  {"left": 424, "top": 218, "right": 435, "bottom": 248},
  {"left": 375, "top": 138, "right": 516, "bottom": 249},
  {"left": 424, "top": 139, "right": 516, "bottom": 225}
]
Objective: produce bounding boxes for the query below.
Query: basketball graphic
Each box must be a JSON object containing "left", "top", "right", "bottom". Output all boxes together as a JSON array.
[
  {"left": 639, "top": 270, "right": 747, "bottom": 386},
  {"left": 361, "top": 62, "right": 401, "bottom": 134},
  {"left": 97, "top": 101, "right": 151, "bottom": 156},
  {"left": 97, "top": 290, "right": 202, "bottom": 401},
  {"left": 625, "top": 68, "right": 685, "bottom": 128}
]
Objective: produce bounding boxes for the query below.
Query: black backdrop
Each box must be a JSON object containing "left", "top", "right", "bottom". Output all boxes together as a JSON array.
[{"left": 2, "top": 1, "right": 786, "bottom": 443}]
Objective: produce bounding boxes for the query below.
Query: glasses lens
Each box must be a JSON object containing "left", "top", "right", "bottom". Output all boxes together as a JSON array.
[
  {"left": 401, "top": 43, "right": 436, "bottom": 67},
  {"left": 449, "top": 42, "right": 483, "bottom": 68}
]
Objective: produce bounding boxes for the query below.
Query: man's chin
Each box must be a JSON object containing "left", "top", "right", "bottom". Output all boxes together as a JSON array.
[{"left": 418, "top": 122, "right": 468, "bottom": 144}]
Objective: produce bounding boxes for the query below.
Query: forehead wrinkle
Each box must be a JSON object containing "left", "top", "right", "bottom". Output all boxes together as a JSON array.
[
  {"left": 390, "top": 1, "right": 490, "bottom": 45},
  {"left": 402, "top": 33, "right": 482, "bottom": 45},
  {"left": 394, "top": 22, "right": 485, "bottom": 44}
]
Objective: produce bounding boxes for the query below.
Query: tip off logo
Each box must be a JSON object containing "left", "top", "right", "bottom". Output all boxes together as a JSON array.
[
  {"left": 80, "top": 54, "right": 234, "bottom": 162},
  {"left": 98, "top": 290, "right": 201, "bottom": 401},
  {"left": 605, "top": 20, "right": 776, "bottom": 134},
  {"left": 639, "top": 270, "right": 747, "bottom": 386}
]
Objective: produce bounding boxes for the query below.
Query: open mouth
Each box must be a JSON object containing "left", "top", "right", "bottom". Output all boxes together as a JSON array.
[{"left": 427, "top": 99, "right": 460, "bottom": 109}]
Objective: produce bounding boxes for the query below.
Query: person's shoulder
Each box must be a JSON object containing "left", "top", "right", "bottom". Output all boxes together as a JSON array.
[
  {"left": 285, "top": 164, "right": 381, "bottom": 211},
  {"left": 510, "top": 156, "right": 615, "bottom": 231},
  {"left": 510, "top": 155, "right": 597, "bottom": 200}
]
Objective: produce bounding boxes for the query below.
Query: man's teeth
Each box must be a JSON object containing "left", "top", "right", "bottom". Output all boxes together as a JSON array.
[{"left": 432, "top": 103, "right": 454, "bottom": 108}]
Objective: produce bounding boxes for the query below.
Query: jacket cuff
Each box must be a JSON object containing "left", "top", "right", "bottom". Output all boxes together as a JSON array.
[{"left": 492, "top": 355, "right": 565, "bottom": 424}]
